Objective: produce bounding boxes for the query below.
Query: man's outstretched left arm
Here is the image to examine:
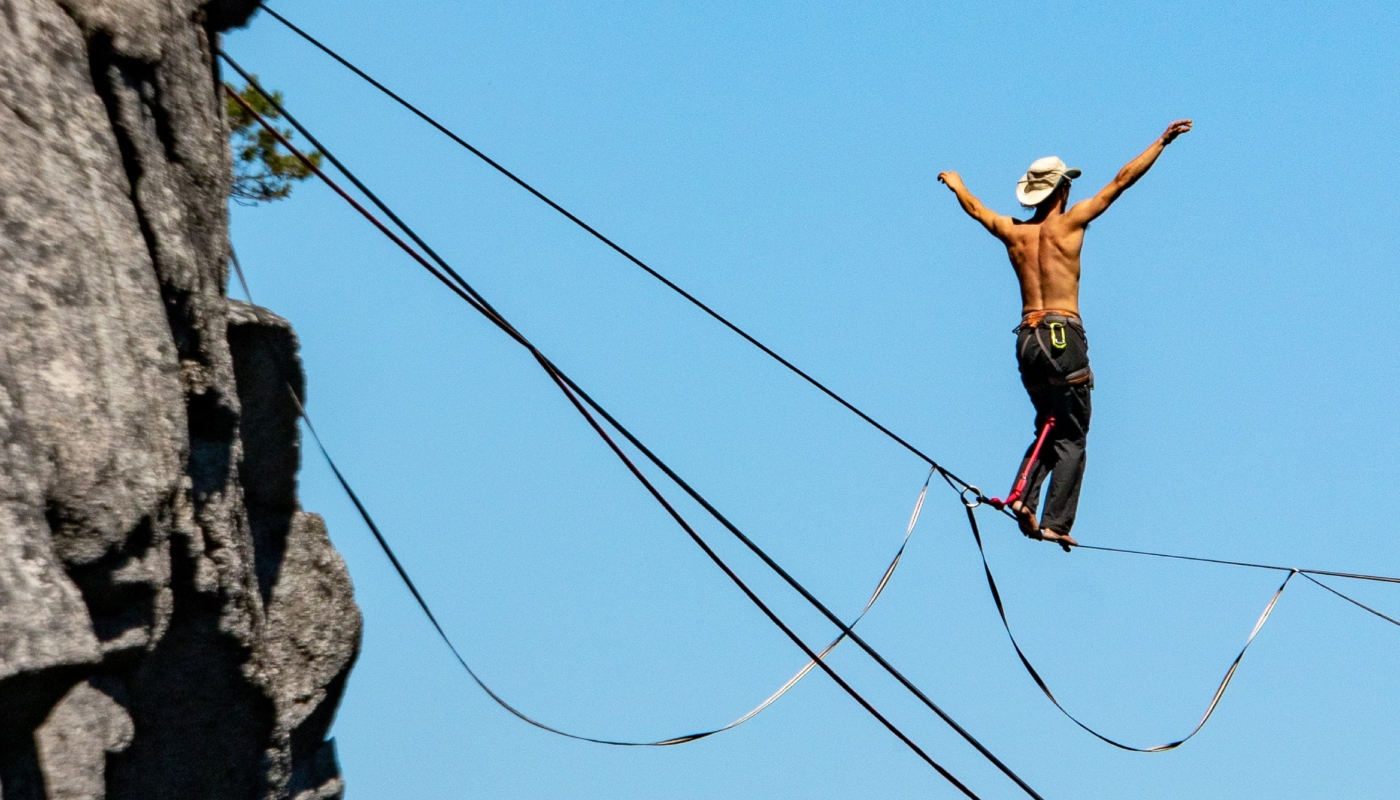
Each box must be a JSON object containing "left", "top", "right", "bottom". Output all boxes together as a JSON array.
[{"left": 1066, "top": 119, "right": 1192, "bottom": 226}]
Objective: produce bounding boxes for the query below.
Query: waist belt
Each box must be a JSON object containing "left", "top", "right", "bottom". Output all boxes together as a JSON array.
[{"left": 1017, "top": 308, "right": 1082, "bottom": 331}]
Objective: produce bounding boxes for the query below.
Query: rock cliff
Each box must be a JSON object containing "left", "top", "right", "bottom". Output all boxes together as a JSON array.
[{"left": 0, "top": 2, "right": 361, "bottom": 797}]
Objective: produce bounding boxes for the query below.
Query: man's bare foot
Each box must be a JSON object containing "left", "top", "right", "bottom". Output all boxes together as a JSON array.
[
  {"left": 1009, "top": 501, "right": 1039, "bottom": 538},
  {"left": 1039, "top": 528, "right": 1078, "bottom": 553}
]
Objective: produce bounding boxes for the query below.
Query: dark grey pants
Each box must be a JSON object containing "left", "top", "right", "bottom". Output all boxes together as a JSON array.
[{"left": 1014, "top": 316, "right": 1092, "bottom": 535}]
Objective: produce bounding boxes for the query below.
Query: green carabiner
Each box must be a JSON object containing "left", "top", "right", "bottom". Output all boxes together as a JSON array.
[{"left": 1048, "top": 321, "right": 1068, "bottom": 349}]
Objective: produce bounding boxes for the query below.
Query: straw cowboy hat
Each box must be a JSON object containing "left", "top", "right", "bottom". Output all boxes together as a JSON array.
[{"left": 1016, "top": 156, "right": 1082, "bottom": 207}]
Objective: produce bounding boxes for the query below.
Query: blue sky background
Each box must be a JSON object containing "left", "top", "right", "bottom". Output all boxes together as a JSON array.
[{"left": 225, "top": 2, "right": 1398, "bottom": 797}]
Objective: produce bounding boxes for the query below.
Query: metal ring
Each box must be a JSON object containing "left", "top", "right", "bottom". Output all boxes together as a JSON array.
[{"left": 960, "top": 486, "right": 982, "bottom": 509}]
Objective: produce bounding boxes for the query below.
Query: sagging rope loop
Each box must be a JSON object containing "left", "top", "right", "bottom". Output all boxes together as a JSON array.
[
  {"left": 230, "top": 249, "right": 946, "bottom": 749},
  {"left": 951, "top": 473, "right": 1304, "bottom": 752}
]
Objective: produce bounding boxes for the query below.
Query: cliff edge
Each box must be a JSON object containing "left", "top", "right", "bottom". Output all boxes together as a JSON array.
[{"left": 0, "top": 2, "right": 361, "bottom": 797}]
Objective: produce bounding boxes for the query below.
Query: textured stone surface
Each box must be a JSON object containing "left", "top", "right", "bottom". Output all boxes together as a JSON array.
[{"left": 0, "top": 2, "right": 360, "bottom": 798}]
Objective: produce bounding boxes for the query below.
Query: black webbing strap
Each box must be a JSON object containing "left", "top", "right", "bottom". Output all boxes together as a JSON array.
[
  {"left": 223, "top": 79, "right": 994, "bottom": 798},
  {"left": 955, "top": 483, "right": 1294, "bottom": 752},
  {"left": 222, "top": 54, "right": 1044, "bottom": 799}
]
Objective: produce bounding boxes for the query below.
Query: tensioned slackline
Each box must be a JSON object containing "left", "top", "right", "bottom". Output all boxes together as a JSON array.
[
  {"left": 224, "top": 81, "right": 1015, "bottom": 800},
  {"left": 257, "top": 3, "right": 1400, "bottom": 594},
  {"left": 222, "top": 52, "right": 1047, "bottom": 800}
]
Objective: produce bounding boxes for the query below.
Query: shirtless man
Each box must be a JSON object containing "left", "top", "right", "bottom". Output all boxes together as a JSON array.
[{"left": 938, "top": 119, "right": 1192, "bottom": 549}]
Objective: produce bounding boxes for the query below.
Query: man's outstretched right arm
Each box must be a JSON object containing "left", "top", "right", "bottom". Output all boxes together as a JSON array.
[
  {"left": 1066, "top": 119, "right": 1192, "bottom": 226},
  {"left": 938, "top": 171, "right": 1011, "bottom": 240}
]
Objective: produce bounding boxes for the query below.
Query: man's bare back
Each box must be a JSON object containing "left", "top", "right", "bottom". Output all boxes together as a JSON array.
[
  {"left": 938, "top": 120, "right": 1192, "bottom": 316},
  {"left": 1001, "top": 216, "right": 1086, "bottom": 315},
  {"left": 933, "top": 120, "right": 1192, "bottom": 549}
]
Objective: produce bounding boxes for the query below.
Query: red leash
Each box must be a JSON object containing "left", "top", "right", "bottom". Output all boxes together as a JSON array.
[{"left": 985, "top": 417, "right": 1056, "bottom": 510}]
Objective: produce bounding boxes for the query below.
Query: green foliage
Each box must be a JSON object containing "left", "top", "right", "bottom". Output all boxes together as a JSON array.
[{"left": 225, "top": 80, "right": 323, "bottom": 204}]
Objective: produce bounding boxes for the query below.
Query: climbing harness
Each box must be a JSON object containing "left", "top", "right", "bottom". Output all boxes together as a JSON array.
[{"left": 1015, "top": 311, "right": 1094, "bottom": 392}]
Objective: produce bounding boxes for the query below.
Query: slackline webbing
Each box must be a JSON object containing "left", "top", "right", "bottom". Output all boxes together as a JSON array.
[
  {"left": 1072, "top": 543, "right": 1400, "bottom": 586},
  {"left": 955, "top": 476, "right": 1295, "bottom": 752},
  {"left": 229, "top": 247, "right": 254, "bottom": 302},
  {"left": 254, "top": 194, "right": 1397, "bottom": 756},
  {"left": 255, "top": 5, "right": 1400, "bottom": 594},
  {"left": 223, "top": 79, "right": 1006, "bottom": 800},
  {"left": 222, "top": 54, "right": 1046, "bottom": 800}
]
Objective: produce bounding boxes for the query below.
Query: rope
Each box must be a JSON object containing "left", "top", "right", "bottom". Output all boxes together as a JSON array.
[
  {"left": 223, "top": 80, "right": 1006, "bottom": 800},
  {"left": 955, "top": 481, "right": 1296, "bottom": 752},
  {"left": 222, "top": 54, "right": 1044, "bottom": 799},
  {"left": 250, "top": 7, "right": 1400, "bottom": 592}
]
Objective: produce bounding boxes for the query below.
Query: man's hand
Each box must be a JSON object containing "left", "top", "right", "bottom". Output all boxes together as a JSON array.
[
  {"left": 1161, "top": 119, "right": 1193, "bottom": 145},
  {"left": 937, "top": 171, "right": 965, "bottom": 192}
]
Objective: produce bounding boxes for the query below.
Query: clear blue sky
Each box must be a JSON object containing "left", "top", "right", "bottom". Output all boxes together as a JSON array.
[{"left": 226, "top": 2, "right": 1398, "bottom": 797}]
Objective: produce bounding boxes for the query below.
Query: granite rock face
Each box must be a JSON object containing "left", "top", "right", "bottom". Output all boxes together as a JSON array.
[{"left": 0, "top": 2, "right": 361, "bottom": 797}]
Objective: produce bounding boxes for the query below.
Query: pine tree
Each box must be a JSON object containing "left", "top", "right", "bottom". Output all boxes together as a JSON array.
[{"left": 226, "top": 80, "right": 323, "bottom": 204}]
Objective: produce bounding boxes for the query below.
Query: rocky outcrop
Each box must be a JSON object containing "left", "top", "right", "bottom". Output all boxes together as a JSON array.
[{"left": 0, "top": 2, "right": 360, "bottom": 798}]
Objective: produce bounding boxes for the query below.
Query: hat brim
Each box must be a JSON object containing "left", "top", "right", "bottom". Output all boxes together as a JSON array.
[
  {"left": 1015, "top": 169, "right": 1079, "bottom": 207},
  {"left": 1016, "top": 184, "right": 1056, "bottom": 207}
]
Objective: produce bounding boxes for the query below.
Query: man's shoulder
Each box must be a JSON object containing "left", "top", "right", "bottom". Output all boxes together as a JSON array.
[
  {"left": 1004, "top": 219, "right": 1038, "bottom": 239},
  {"left": 1044, "top": 211, "right": 1091, "bottom": 236}
]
